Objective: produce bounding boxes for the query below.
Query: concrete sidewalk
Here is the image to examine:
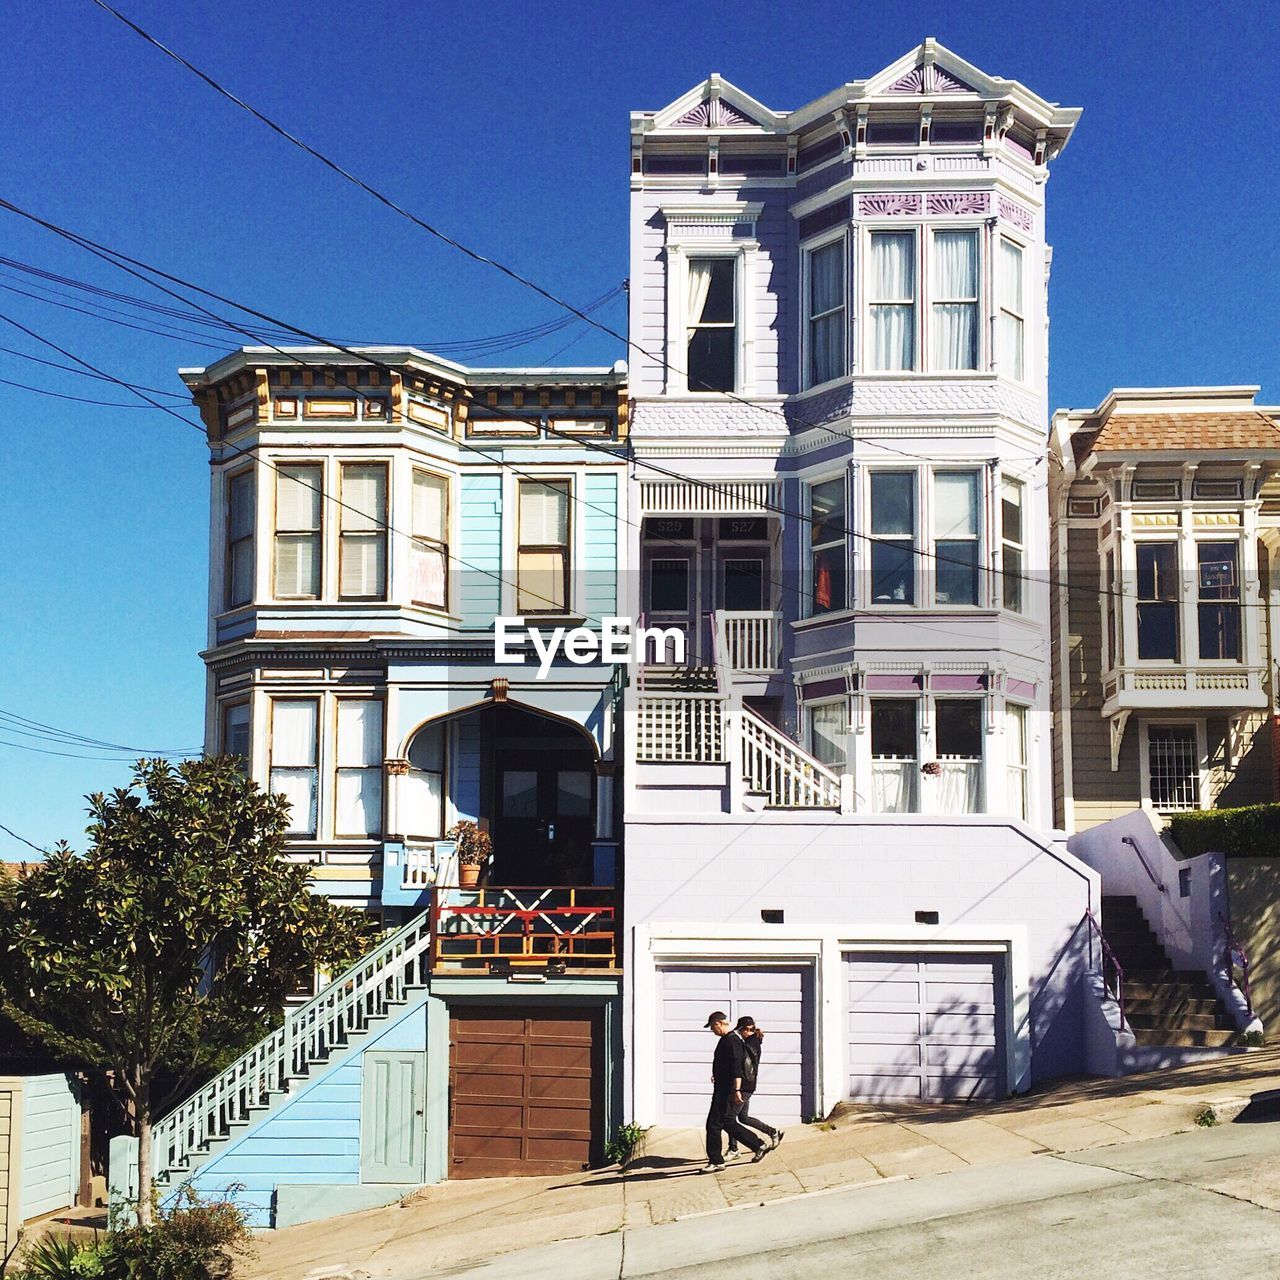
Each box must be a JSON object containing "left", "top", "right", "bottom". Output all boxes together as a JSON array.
[{"left": 243, "top": 1049, "right": 1280, "bottom": 1280}]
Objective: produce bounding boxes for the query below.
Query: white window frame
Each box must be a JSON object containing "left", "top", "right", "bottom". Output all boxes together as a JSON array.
[
  {"left": 225, "top": 467, "right": 256, "bottom": 610},
  {"left": 515, "top": 475, "right": 574, "bottom": 616},
  {"left": 929, "top": 227, "right": 981, "bottom": 372},
  {"left": 333, "top": 697, "right": 385, "bottom": 839},
  {"left": 865, "top": 467, "right": 919, "bottom": 608},
  {"left": 867, "top": 695, "right": 920, "bottom": 814},
  {"left": 931, "top": 467, "right": 984, "bottom": 608},
  {"left": 221, "top": 700, "right": 250, "bottom": 763},
  {"left": 860, "top": 223, "right": 988, "bottom": 374},
  {"left": 931, "top": 695, "right": 986, "bottom": 815},
  {"left": 1140, "top": 719, "right": 1207, "bottom": 814},
  {"left": 268, "top": 697, "right": 320, "bottom": 837},
  {"left": 1134, "top": 536, "right": 1181, "bottom": 664},
  {"left": 805, "top": 471, "right": 848, "bottom": 617},
  {"left": 1000, "top": 475, "right": 1026, "bottom": 614},
  {"left": 273, "top": 460, "right": 324, "bottom": 600},
  {"left": 410, "top": 465, "right": 451, "bottom": 612},
  {"left": 1194, "top": 537, "right": 1243, "bottom": 664},
  {"left": 806, "top": 698, "right": 849, "bottom": 770},
  {"left": 801, "top": 231, "right": 848, "bottom": 390},
  {"left": 997, "top": 234, "right": 1027, "bottom": 383},
  {"left": 1005, "top": 701, "right": 1030, "bottom": 820},
  {"left": 338, "top": 461, "right": 389, "bottom": 602}
]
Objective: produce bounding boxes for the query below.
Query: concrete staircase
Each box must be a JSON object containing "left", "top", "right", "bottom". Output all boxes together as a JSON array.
[
  {"left": 1102, "top": 895, "right": 1237, "bottom": 1049},
  {"left": 639, "top": 664, "right": 718, "bottom": 693}
]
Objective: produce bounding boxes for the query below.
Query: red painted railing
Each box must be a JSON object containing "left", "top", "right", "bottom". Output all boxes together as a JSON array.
[{"left": 431, "top": 885, "right": 617, "bottom": 972}]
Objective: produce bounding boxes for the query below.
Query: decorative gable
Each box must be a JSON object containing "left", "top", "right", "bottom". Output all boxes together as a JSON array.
[
  {"left": 673, "top": 96, "right": 759, "bottom": 129},
  {"left": 884, "top": 62, "right": 977, "bottom": 95}
]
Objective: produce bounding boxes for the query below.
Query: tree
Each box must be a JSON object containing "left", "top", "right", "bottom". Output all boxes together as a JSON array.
[{"left": 0, "top": 757, "right": 374, "bottom": 1224}]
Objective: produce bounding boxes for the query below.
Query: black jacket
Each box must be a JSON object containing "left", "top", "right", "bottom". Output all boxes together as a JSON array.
[
  {"left": 741, "top": 1036, "right": 762, "bottom": 1093},
  {"left": 712, "top": 1032, "right": 746, "bottom": 1085}
]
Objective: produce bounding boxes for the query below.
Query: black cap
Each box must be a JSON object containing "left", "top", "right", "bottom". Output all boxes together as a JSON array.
[
  {"left": 734, "top": 1015, "right": 755, "bottom": 1031},
  {"left": 703, "top": 1010, "right": 728, "bottom": 1028}
]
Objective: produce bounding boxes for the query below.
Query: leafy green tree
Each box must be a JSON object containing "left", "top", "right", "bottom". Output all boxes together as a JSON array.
[{"left": 0, "top": 757, "right": 373, "bottom": 1224}]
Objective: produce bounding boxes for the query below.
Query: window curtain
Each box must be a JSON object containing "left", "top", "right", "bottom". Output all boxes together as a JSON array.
[
  {"left": 336, "top": 701, "right": 383, "bottom": 836},
  {"left": 404, "top": 723, "right": 445, "bottom": 837},
  {"left": 686, "top": 259, "right": 716, "bottom": 337},
  {"left": 870, "top": 760, "right": 916, "bottom": 813},
  {"left": 340, "top": 466, "right": 386, "bottom": 598},
  {"left": 809, "top": 242, "right": 845, "bottom": 385},
  {"left": 871, "top": 233, "right": 914, "bottom": 370},
  {"left": 998, "top": 239, "right": 1025, "bottom": 380},
  {"left": 931, "top": 231, "right": 979, "bottom": 370},
  {"left": 809, "top": 702, "right": 846, "bottom": 769},
  {"left": 412, "top": 471, "right": 448, "bottom": 606},
  {"left": 936, "top": 760, "right": 982, "bottom": 814},
  {"left": 270, "top": 700, "right": 317, "bottom": 834}
]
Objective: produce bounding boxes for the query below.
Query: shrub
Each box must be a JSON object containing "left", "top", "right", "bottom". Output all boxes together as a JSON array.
[
  {"left": 10, "top": 1233, "right": 101, "bottom": 1279},
  {"left": 1167, "top": 804, "right": 1280, "bottom": 858},
  {"left": 603, "top": 1122, "right": 648, "bottom": 1168}
]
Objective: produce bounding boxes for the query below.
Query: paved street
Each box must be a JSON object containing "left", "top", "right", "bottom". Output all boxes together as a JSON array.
[
  {"left": 448, "top": 1117, "right": 1280, "bottom": 1279},
  {"left": 248, "top": 1052, "right": 1280, "bottom": 1280}
]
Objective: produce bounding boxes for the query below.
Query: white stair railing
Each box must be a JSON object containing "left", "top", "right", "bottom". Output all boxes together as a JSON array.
[
  {"left": 151, "top": 912, "right": 433, "bottom": 1180},
  {"left": 635, "top": 693, "right": 728, "bottom": 763},
  {"left": 719, "top": 611, "right": 781, "bottom": 672},
  {"left": 739, "top": 705, "right": 842, "bottom": 808}
]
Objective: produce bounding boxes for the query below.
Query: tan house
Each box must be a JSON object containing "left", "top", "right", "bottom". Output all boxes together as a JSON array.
[{"left": 1050, "top": 387, "right": 1280, "bottom": 833}]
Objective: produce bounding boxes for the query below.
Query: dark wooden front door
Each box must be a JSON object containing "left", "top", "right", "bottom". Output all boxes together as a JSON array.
[
  {"left": 448, "top": 1006, "right": 602, "bottom": 1177},
  {"left": 493, "top": 751, "right": 594, "bottom": 885}
]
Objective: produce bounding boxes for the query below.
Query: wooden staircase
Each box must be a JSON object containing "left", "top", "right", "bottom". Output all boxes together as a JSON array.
[{"left": 1102, "top": 895, "right": 1238, "bottom": 1048}]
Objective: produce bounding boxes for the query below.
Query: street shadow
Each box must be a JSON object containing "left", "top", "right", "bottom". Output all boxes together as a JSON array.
[{"left": 1231, "top": 1089, "right": 1280, "bottom": 1123}]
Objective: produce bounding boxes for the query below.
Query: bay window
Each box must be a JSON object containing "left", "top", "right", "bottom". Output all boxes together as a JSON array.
[
  {"left": 808, "top": 477, "right": 846, "bottom": 614},
  {"left": 870, "top": 699, "right": 917, "bottom": 813},
  {"left": 934, "top": 471, "right": 980, "bottom": 606},
  {"left": 226, "top": 469, "right": 255, "bottom": 608},
  {"left": 1136, "top": 542, "right": 1179, "bottom": 661},
  {"left": 335, "top": 699, "right": 383, "bottom": 838},
  {"left": 808, "top": 701, "right": 847, "bottom": 770},
  {"left": 686, "top": 258, "right": 736, "bottom": 392},
  {"left": 270, "top": 699, "right": 318, "bottom": 836},
  {"left": 222, "top": 702, "right": 249, "bottom": 762},
  {"left": 1197, "top": 542, "right": 1241, "bottom": 661},
  {"left": 869, "top": 471, "right": 915, "bottom": 604},
  {"left": 1001, "top": 478, "right": 1025, "bottom": 613},
  {"left": 339, "top": 463, "right": 388, "bottom": 600},
  {"left": 411, "top": 468, "right": 449, "bottom": 610},
  {"left": 931, "top": 230, "right": 979, "bottom": 371},
  {"left": 274, "top": 464, "right": 322, "bottom": 599},
  {"left": 935, "top": 699, "right": 983, "bottom": 814},
  {"left": 869, "top": 232, "right": 915, "bottom": 371},
  {"left": 998, "top": 238, "right": 1026, "bottom": 380},
  {"left": 517, "top": 479, "right": 571, "bottom": 613},
  {"left": 806, "top": 239, "right": 846, "bottom": 386}
]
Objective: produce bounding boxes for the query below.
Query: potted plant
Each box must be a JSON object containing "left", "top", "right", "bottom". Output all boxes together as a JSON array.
[{"left": 449, "top": 820, "right": 492, "bottom": 889}]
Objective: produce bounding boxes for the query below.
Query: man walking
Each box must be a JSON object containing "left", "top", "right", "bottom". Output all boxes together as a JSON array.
[
  {"left": 726, "top": 1016, "right": 783, "bottom": 1158},
  {"left": 701, "top": 1011, "right": 769, "bottom": 1173}
]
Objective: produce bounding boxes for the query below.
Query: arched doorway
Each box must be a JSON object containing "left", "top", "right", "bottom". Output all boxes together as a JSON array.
[{"left": 403, "top": 702, "right": 598, "bottom": 887}]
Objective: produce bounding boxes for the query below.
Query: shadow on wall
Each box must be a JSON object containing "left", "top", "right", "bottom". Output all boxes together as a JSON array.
[
  {"left": 1215, "top": 725, "right": 1273, "bottom": 809},
  {"left": 1225, "top": 858, "right": 1280, "bottom": 1040}
]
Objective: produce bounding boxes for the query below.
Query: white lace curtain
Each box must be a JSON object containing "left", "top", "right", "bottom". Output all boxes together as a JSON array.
[
  {"left": 870, "top": 233, "right": 915, "bottom": 371},
  {"left": 931, "top": 231, "right": 979, "bottom": 371},
  {"left": 686, "top": 259, "right": 715, "bottom": 337}
]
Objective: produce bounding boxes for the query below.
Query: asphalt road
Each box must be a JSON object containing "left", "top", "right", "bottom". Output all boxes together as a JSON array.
[{"left": 439, "top": 1117, "right": 1280, "bottom": 1279}]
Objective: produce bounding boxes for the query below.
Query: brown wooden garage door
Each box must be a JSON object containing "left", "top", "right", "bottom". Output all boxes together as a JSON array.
[{"left": 449, "top": 1006, "right": 602, "bottom": 1177}]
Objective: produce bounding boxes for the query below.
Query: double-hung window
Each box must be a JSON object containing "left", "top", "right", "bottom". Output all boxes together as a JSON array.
[
  {"left": 1197, "top": 542, "right": 1241, "bottom": 661},
  {"left": 806, "top": 239, "right": 846, "bottom": 386},
  {"left": 335, "top": 699, "right": 383, "bottom": 838},
  {"left": 998, "top": 238, "right": 1026, "bottom": 380},
  {"left": 339, "top": 463, "right": 387, "bottom": 600},
  {"left": 808, "top": 701, "right": 847, "bottom": 770},
  {"left": 411, "top": 468, "right": 449, "bottom": 610},
  {"left": 274, "top": 464, "right": 322, "bottom": 598},
  {"left": 935, "top": 699, "right": 983, "bottom": 814},
  {"left": 686, "top": 258, "right": 736, "bottom": 392},
  {"left": 1001, "top": 478, "right": 1025, "bottom": 612},
  {"left": 869, "top": 232, "right": 916, "bottom": 371},
  {"left": 226, "top": 470, "right": 255, "bottom": 608},
  {"left": 270, "top": 699, "right": 318, "bottom": 836},
  {"left": 517, "top": 480, "right": 571, "bottom": 613},
  {"left": 934, "top": 471, "right": 981, "bottom": 606},
  {"left": 222, "top": 702, "right": 250, "bottom": 762},
  {"left": 870, "top": 699, "right": 917, "bottom": 813},
  {"left": 869, "top": 471, "right": 915, "bottom": 604},
  {"left": 1006, "top": 703, "right": 1028, "bottom": 820},
  {"left": 931, "top": 230, "right": 980, "bottom": 371},
  {"left": 808, "top": 476, "right": 846, "bottom": 614},
  {"left": 1136, "top": 542, "right": 1179, "bottom": 661}
]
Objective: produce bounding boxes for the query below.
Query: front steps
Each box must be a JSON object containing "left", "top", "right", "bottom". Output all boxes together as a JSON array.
[{"left": 1102, "top": 895, "right": 1238, "bottom": 1049}]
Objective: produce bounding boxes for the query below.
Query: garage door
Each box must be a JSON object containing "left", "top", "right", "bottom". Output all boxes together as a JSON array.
[
  {"left": 449, "top": 1006, "right": 602, "bottom": 1177},
  {"left": 843, "top": 952, "right": 1005, "bottom": 1102},
  {"left": 659, "top": 965, "right": 812, "bottom": 1126}
]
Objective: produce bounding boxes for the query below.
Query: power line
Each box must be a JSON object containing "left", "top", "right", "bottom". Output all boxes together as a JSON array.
[
  {"left": 0, "top": 709, "right": 199, "bottom": 756},
  {"left": 0, "top": 340, "right": 190, "bottom": 397},
  {"left": 0, "top": 821, "right": 46, "bottom": 856},
  {"left": 0, "top": 372, "right": 171, "bottom": 408}
]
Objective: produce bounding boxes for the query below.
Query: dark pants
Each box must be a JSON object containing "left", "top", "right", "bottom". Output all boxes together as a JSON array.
[
  {"left": 727, "top": 1091, "right": 778, "bottom": 1152},
  {"left": 706, "top": 1085, "right": 764, "bottom": 1163}
]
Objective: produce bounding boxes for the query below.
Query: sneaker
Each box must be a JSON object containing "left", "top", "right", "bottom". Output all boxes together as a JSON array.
[
  {"left": 750, "top": 1145, "right": 770, "bottom": 1164},
  {"left": 771, "top": 1130, "right": 785, "bottom": 1150},
  {"left": 725, "top": 1148, "right": 744, "bottom": 1160},
  {"left": 700, "top": 1162, "right": 725, "bottom": 1174}
]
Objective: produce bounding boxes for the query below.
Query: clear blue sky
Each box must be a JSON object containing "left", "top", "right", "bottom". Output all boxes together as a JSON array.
[{"left": 2, "top": 0, "right": 1277, "bottom": 853}]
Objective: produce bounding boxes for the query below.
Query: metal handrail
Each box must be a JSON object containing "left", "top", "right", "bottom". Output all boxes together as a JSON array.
[
  {"left": 1084, "top": 908, "right": 1128, "bottom": 1032},
  {"left": 1218, "top": 910, "right": 1254, "bottom": 1015},
  {"left": 1120, "top": 835, "right": 1168, "bottom": 895}
]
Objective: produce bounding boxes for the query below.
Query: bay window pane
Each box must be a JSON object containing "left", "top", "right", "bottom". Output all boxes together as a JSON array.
[
  {"left": 871, "top": 699, "right": 917, "bottom": 813},
  {"left": 998, "top": 238, "right": 1025, "bottom": 380},
  {"left": 227, "top": 470, "right": 255, "bottom": 608},
  {"left": 270, "top": 699, "right": 317, "bottom": 835},
  {"left": 1197, "top": 542, "right": 1241, "bottom": 661},
  {"left": 412, "top": 470, "right": 449, "bottom": 609},
  {"left": 809, "top": 477, "right": 846, "bottom": 614},
  {"left": 275, "top": 465, "right": 321, "bottom": 598},
  {"left": 340, "top": 464, "right": 387, "bottom": 599},
  {"left": 931, "top": 230, "right": 979, "bottom": 371},
  {"left": 870, "top": 471, "right": 915, "bottom": 604},
  {"left": 809, "top": 701, "right": 846, "bottom": 769},
  {"left": 1137, "top": 542, "right": 1179, "bottom": 661},
  {"left": 336, "top": 700, "right": 383, "bottom": 837},
  {"left": 935, "top": 471, "right": 980, "bottom": 605},
  {"left": 870, "top": 233, "right": 915, "bottom": 371},
  {"left": 808, "top": 240, "right": 846, "bottom": 386}
]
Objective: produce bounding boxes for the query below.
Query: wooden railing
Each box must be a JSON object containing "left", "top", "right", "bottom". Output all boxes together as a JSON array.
[
  {"left": 636, "top": 693, "right": 727, "bottom": 762},
  {"left": 718, "top": 611, "right": 781, "bottom": 673},
  {"left": 151, "top": 913, "right": 433, "bottom": 1181},
  {"left": 431, "top": 886, "right": 617, "bottom": 971},
  {"left": 740, "top": 705, "right": 842, "bottom": 808}
]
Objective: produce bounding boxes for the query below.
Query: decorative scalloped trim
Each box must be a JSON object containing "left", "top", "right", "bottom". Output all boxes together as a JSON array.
[
  {"left": 998, "top": 196, "right": 1034, "bottom": 231},
  {"left": 927, "top": 192, "right": 989, "bottom": 216},
  {"left": 858, "top": 192, "right": 922, "bottom": 216}
]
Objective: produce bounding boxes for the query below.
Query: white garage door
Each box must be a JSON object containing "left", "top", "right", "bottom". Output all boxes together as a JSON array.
[
  {"left": 658, "top": 965, "right": 813, "bottom": 1126},
  {"left": 843, "top": 952, "right": 1005, "bottom": 1102}
]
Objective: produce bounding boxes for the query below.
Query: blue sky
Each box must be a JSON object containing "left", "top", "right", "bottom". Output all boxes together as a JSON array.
[{"left": 2, "top": 0, "right": 1277, "bottom": 852}]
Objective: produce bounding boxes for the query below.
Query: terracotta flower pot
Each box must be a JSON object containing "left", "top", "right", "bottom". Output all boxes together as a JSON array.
[{"left": 459, "top": 862, "right": 481, "bottom": 889}]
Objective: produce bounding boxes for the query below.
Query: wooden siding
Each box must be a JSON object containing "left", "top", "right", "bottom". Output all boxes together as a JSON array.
[
  {"left": 0, "top": 1086, "right": 13, "bottom": 1261},
  {"left": 458, "top": 475, "right": 503, "bottom": 629},
  {"left": 582, "top": 473, "right": 619, "bottom": 621},
  {"left": 19, "top": 1074, "right": 77, "bottom": 1221},
  {"left": 187, "top": 1005, "right": 427, "bottom": 1228},
  {"left": 1226, "top": 859, "right": 1280, "bottom": 1040}
]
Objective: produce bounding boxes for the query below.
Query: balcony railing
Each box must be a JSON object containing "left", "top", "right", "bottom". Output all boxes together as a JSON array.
[
  {"left": 430, "top": 886, "right": 617, "bottom": 972},
  {"left": 718, "top": 611, "right": 782, "bottom": 673},
  {"left": 1101, "top": 664, "right": 1266, "bottom": 711}
]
